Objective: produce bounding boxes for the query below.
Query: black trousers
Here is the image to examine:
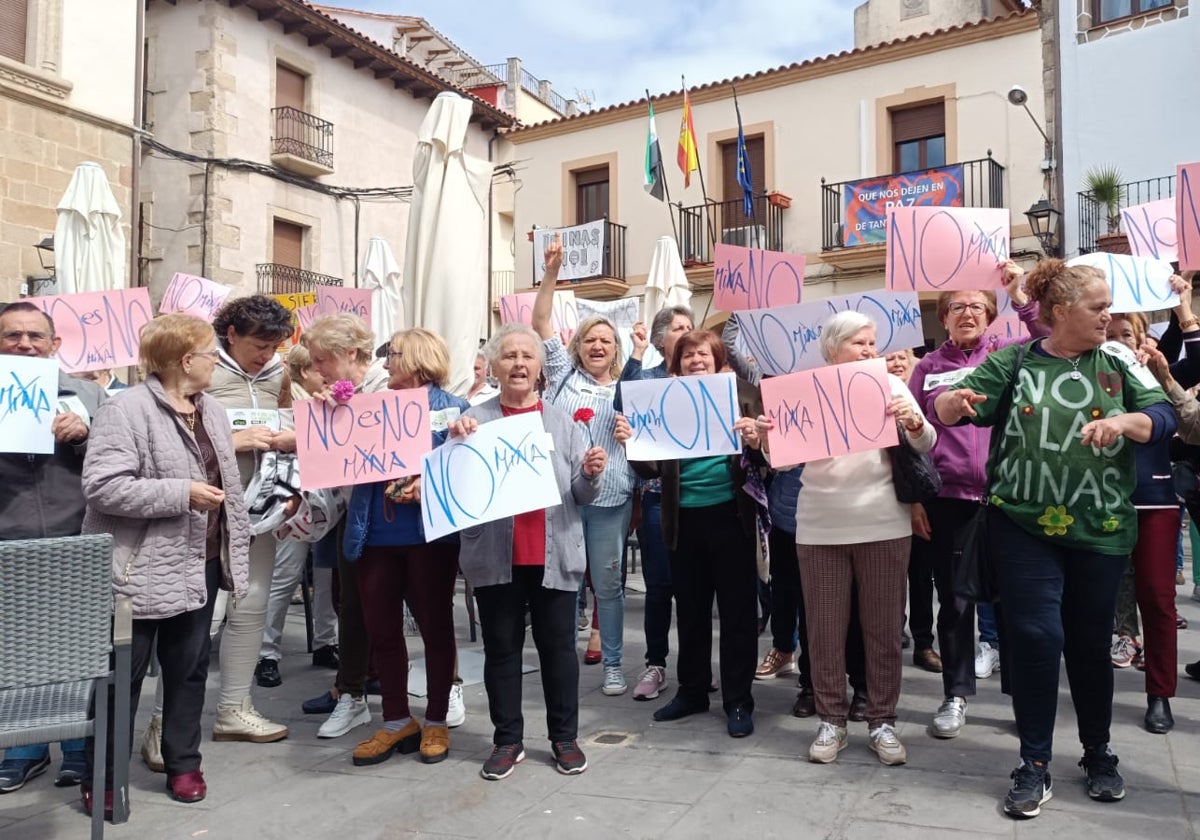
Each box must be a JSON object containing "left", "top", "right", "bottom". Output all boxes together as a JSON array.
[
  {"left": 910, "top": 497, "right": 979, "bottom": 698},
  {"left": 475, "top": 566, "right": 579, "bottom": 745},
  {"left": 87, "top": 558, "right": 220, "bottom": 781},
  {"left": 671, "top": 501, "right": 757, "bottom": 713}
]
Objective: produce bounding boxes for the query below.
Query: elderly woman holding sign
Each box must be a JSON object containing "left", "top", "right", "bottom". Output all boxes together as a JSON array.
[
  {"left": 614, "top": 329, "right": 765, "bottom": 738},
  {"left": 448, "top": 323, "right": 606, "bottom": 780},
  {"left": 772, "top": 310, "right": 935, "bottom": 767},
  {"left": 934, "top": 258, "right": 1175, "bottom": 819}
]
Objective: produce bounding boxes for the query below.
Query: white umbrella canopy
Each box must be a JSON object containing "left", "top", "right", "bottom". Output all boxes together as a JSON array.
[
  {"left": 361, "top": 236, "right": 403, "bottom": 344},
  {"left": 54, "top": 161, "right": 126, "bottom": 293},
  {"left": 642, "top": 235, "right": 692, "bottom": 321},
  {"left": 401, "top": 92, "right": 492, "bottom": 396}
]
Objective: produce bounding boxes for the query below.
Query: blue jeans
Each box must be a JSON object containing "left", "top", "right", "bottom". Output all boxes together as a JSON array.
[
  {"left": 977, "top": 603, "right": 999, "bottom": 645},
  {"left": 992, "top": 508, "right": 1127, "bottom": 764},
  {"left": 4, "top": 739, "right": 86, "bottom": 761},
  {"left": 580, "top": 501, "right": 632, "bottom": 668},
  {"left": 637, "top": 493, "right": 672, "bottom": 668}
]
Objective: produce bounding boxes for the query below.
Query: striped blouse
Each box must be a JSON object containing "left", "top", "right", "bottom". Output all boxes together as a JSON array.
[{"left": 543, "top": 337, "right": 635, "bottom": 508}]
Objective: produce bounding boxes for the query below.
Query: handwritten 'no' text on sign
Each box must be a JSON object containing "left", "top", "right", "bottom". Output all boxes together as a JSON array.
[
  {"left": 420, "top": 411, "right": 562, "bottom": 541},
  {"left": 760, "top": 358, "right": 898, "bottom": 467},
  {"left": 159, "top": 273, "right": 231, "bottom": 321},
  {"left": 316, "top": 286, "right": 373, "bottom": 325},
  {"left": 1121, "top": 199, "right": 1177, "bottom": 262},
  {"left": 295, "top": 388, "right": 430, "bottom": 491},
  {"left": 619, "top": 372, "right": 741, "bottom": 461},
  {"left": 886, "top": 206, "right": 1010, "bottom": 292},
  {"left": 712, "top": 244, "right": 805, "bottom": 311},
  {"left": 732, "top": 290, "right": 924, "bottom": 377},
  {"left": 1066, "top": 252, "right": 1177, "bottom": 314},
  {"left": 1178, "top": 162, "right": 1200, "bottom": 271},
  {"left": 0, "top": 355, "right": 58, "bottom": 454},
  {"left": 498, "top": 290, "right": 578, "bottom": 346},
  {"left": 35, "top": 287, "right": 153, "bottom": 374}
]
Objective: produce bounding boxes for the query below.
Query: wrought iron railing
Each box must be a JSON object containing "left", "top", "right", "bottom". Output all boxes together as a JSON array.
[
  {"left": 676, "top": 194, "right": 786, "bottom": 265},
  {"left": 256, "top": 264, "right": 344, "bottom": 295},
  {"left": 820, "top": 156, "right": 1005, "bottom": 250},
  {"left": 271, "top": 106, "right": 334, "bottom": 170},
  {"left": 455, "top": 63, "right": 506, "bottom": 88},
  {"left": 1077, "top": 175, "right": 1174, "bottom": 254}
]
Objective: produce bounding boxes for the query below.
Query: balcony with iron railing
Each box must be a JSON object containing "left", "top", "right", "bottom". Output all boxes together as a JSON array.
[
  {"left": 1077, "top": 174, "right": 1174, "bottom": 255},
  {"left": 676, "top": 193, "right": 788, "bottom": 267},
  {"left": 820, "top": 156, "right": 1006, "bottom": 258},
  {"left": 271, "top": 106, "right": 334, "bottom": 177},
  {"left": 256, "top": 264, "right": 344, "bottom": 296},
  {"left": 453, "top": 61, "right": 571, "bottom": 115}
]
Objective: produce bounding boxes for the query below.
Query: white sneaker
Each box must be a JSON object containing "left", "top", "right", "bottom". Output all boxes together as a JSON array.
[
  {"left": 602, "top": 666, "right": 627, "bottom": 696},
  {"left": 446, "top": 684, "right": 466, "bottom": 728},
  {"left": 930, "top": 697, "right": 966, "bottom": 739},
  {"left": 140, "top": 715, "right": 164, "bottom": 773},
  {"left": 318, "top": 693, "right": 371, "bottom": 739},
  {"left": 975, "top": 641, "right": 1000, "bottom": 679},
  {"left": 808, "top": 721, "right": 848, "bottom": 764},
  {"left": 868, "top": 723, "right": 907, "bottom": 765},
  {"left": 213, "top": 697, "right": 289, "bottom": 742}
]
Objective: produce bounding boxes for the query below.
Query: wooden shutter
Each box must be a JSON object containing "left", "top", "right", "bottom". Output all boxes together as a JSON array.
[
  {"left": 574, "top": 166, "right": 609, "bottom": 224},
  {"left": 0, "top": 0, "right": 28, "bottom": 63},
  {"left": 272, "top": 219, "right": 304, "bottom": 269},
  {"left": 891, "top": 102, "right": 945, "bottom": 143},
  {"left": 275, "top": 64, "right": 306, "bottom": 111},
  {"left": 720, "top": 136, "right": 765, "bottom": 203}
]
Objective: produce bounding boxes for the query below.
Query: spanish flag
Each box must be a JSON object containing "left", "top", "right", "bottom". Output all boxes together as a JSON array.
[{"left": 677, "top": 89, "right": 699, "bottom": 188}]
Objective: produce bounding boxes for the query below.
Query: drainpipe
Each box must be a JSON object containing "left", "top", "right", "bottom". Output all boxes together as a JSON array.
[
  {"left": 486, "top": 131, "right": 495, "bottom": 338},
  {"left": 352, "top": 194, "right": 360, "bottom": 286},
  {"left": 130, "top": 1, "right": 146, "bottom": 288}
]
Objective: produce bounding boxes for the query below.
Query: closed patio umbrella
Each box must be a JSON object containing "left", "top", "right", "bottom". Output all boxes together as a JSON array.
[
  {"left": 54, "top": 161, "right": 126, "bottom": 293},
  {"left": 402, "top": 92, "right": 492, "bottom": 396},
  {"left": 361, "top": 236, "right": 403, "bottom": 344},
  {"left": 642, "top": 235, "right": 692, "bottom": 321}
]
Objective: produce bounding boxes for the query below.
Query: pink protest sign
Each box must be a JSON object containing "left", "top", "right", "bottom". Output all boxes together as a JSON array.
[
  {"left": 712, "top": 244, "right": 805, "bottom": 311},
  {"left": 760, "top": 357, "right": 898, "bottom": 467},
  {"left": 295, "top": 304, "right": 319, "bottom": 332},
  {"left": 35, "top": 287, "right": 153, "bottom": 373},
  {"left": 886, "top": 206, "right": 1010, "bottom": 292},
  {"left": 1178, "top": 163, "right": 1200, "bottom": 271},
  {"left": 498, "top": 290, "right": 578, "bottom": 345},
  {"left": 294, "top": 387, "right": 431, "bottom": 491},
  {"left": 159, "top": 273, "right": 231, "bottom": 321},
  {"left": 983, "top": 316, "right": 1027, "bottom": 342},
  {"left": 315, "top": 286, "right": 373, "bottom": 325},
  {"left": 1121, "top": 199, "right": 1177, "bottom": 262}
]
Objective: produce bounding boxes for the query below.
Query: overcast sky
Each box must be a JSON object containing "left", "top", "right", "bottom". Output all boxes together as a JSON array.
[{"left": 329, "top": 0, "right": 859, "bottom": 108}]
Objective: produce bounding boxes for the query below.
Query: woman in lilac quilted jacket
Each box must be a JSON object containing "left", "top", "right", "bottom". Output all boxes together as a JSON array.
[{"left": 80, "top": 313, "right": 251, "bottom": 818}]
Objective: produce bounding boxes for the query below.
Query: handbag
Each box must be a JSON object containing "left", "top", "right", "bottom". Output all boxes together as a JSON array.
[
  {"left": 952, "top": 342, "right": 1028, "bottom": 604},
  {"left": 888, "top": 433, "right": 941, "bottom": 504}
]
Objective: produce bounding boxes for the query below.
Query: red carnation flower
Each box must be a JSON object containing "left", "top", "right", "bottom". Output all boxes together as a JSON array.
[{"left": 573, "top": 408, "right": 595, "bottom": 424}]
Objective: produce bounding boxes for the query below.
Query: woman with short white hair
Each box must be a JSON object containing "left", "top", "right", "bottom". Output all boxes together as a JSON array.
[{"left": 785, "top": 310, "right": 935, "bottom": 767}]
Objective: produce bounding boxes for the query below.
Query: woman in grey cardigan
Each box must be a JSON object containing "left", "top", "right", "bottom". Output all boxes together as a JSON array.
[{"left": 450, "top": 324, "right": 607, "bottom": 782}]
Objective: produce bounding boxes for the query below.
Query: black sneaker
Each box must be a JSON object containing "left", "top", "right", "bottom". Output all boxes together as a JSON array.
[
  {"left": 551, "top": 740, "right": 588, "bottom": 775},
  {"left": 312, "top": 644, "right": 340, "bottom": 670},
  {"left": 480, "top": 742, "right": 525, "bottom": 781},
  {"left": 255, "top": 658, "right": 282, "bottom": 688},
  {"left": 1079, "top": 744, "right": 1125, "bottom": 801},
  {"left": 1004, "top": 759, "right": 1052, "bottom": 819}
]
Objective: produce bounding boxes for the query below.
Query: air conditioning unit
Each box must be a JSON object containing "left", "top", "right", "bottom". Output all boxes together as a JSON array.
[{"left": 721, "top": 225, "right": 767, "bottom": 248}]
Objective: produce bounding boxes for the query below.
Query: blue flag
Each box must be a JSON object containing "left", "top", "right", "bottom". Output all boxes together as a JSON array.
[{"left": 734, "top": 95, "right": 753, "bottom": 217}]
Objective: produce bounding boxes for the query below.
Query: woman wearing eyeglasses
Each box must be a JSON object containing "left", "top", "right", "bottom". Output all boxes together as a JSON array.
[{"left": 906, "top": 261, "right": 1046, "bottom": 741}]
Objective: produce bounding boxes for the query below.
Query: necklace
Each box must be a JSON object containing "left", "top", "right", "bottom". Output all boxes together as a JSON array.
[
  {"left": 1046, "top": 339, "right": 1083, "bottom": 380},
  {"left": 179, "top": 409, "right": 196, "bottom": 432}
]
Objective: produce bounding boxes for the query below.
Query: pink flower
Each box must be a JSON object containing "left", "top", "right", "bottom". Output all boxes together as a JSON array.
[{"left": 331, "top": 379, "right": 355, "bottom": 403}]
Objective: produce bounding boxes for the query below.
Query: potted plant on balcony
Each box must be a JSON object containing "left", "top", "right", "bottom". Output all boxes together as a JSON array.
[
  {"left": 1083, "top": 164, "right": 1130, "bottom": 255},
  {"left": 767, "top": 191, "right": 792, "bottom": 209}
]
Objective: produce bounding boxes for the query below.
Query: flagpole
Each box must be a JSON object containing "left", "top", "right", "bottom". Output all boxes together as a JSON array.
[
  {"left": 648, "top": 89, "right": 681, "bottom": 248},
  {"left": 683, "top": 75, "right": 718, "bottom": 250},
  {"left": 731, "top": 83, "right": 760, "bottom": 249}
]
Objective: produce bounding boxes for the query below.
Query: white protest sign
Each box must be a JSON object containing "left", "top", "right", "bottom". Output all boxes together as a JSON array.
[
  {"left": 576, "top": 297, "right": 663, "bottom": 370},
  {"left": 159, "top": 273, "right": 232, "bottom": 321},
  {"left": 0, "top": 356, "right": 58, "bottom": 454},
  {"left": 533, "top": 221, "right": 606, "bottom": 281},
  {"left": 420, "top": 411, "right": 562, "bottom": 541},
  {"left": 1067, "top": 252, "right": 1177, "bottom": 314},
  {"left": 732, "top": 290, "right": 924, "bottom": 376},
  {"left": 619, "top": 372, "right": 740, "bottom": 460}
]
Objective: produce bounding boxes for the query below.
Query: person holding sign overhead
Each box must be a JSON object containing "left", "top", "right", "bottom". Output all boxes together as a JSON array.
[
  {"left": 80, "top": 313, "right": 251, "bottom": 813},
  {"left": 450, "top": 323, "right": 607, "bottom": 780},
  {"left": 782, "top": 311, "right": 935, "bottom": 768},
  {"left": 533, "top": 234, "right": 636, "bottom": 698},
  {"left": 341, "top": 328, "right": 469, "bottom": 766},
  {"left": 934, "top": 258, "right": 1176, "bottom": 819},
  {"left": 614, "top": 330, "right": 765, "bottom": 738}
]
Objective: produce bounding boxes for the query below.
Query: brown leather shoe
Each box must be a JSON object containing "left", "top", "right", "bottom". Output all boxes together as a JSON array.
[
  {"left": 914, "top": 648, "right": 943, "bottom": 673},
  {"left": 848, "top": 691, "right": 868, "bottom": 722},
  {"left": 420, "top": 724, "right": 450, "bottom": 764},
  {"left": 791, "top": 686, "right": 816, "bottom": 718},
  {"left": 353, "top": 720, "right": 421, "bottom": 766},
  {"left": 166, "top": 769, "right": 206, "bottom": 803}
]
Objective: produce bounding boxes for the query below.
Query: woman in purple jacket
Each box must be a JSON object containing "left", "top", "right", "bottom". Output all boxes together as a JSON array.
[{"left": 907, "top": 260, "right": 1044, "bottom": 740}]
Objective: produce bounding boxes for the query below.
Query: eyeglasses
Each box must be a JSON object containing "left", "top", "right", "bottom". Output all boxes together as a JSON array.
[
  {"left": 1, "top": 330, "right": 51, "bottom": 344},
  {"left": 386, "top": 350, "right": 403, "bottom": 362},
  {"left": 947, "top": 303, "right": 987, "bottom": 316},
  {"left": 190, "top": 349, "right": 220, "bottom": 360}
]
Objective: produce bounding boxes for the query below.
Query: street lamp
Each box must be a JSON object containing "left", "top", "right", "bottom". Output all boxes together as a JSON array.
[
  {"left": 1007, "top": 85, "right": 1055, "bottom": 173},
  {"left": 1024, "top": 198, "right": 1062, "bottom": 258}
]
